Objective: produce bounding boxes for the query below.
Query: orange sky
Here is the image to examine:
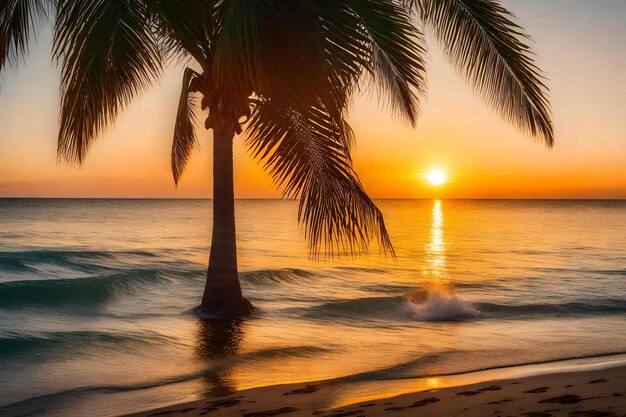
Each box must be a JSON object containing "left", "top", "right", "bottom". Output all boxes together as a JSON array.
[{"left": 1, "top": 0, "right": 625, "bottom": 199}]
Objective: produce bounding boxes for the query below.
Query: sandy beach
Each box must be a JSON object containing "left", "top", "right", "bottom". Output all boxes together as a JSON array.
[{"left": 125, "top": 360, "right": 626, "bottom": 417}]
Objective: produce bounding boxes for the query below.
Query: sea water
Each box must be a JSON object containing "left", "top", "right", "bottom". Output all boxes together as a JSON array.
[{"left": 0, "top": 199, "right": 624, "bottom": 416}]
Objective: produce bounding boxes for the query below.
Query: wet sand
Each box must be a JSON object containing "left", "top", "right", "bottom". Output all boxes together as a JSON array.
[{"left": 124, "top": 363, "right": 626, "bottom": 417}]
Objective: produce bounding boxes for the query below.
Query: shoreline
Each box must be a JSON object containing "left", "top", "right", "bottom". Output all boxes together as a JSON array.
[{"left": 124, "top": 354, "right": 626, "bottom": 417}]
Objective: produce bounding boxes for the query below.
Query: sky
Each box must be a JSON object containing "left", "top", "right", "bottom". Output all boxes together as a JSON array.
[{"left": 0, "top": 0, "right": 625, "bottom": 199}]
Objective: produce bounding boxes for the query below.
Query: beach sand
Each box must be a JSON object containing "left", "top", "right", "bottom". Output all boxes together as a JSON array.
[{"left": 124, "top": 362, "right": 626, "bottom": 417}]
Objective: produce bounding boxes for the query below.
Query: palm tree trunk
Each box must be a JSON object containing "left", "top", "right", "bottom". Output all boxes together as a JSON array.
[{"left": 200, "top": 128, "right": 252, "bottom": 318}]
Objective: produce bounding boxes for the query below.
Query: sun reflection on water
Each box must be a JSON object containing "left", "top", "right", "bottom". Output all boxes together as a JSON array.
[{"left": 426, "top": 199, "right": 447, "bottom": 287}]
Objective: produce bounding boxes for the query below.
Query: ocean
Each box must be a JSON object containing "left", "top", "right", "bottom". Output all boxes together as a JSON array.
[{"left": 0, "top": 199, "right": 624, "bottom": 416}]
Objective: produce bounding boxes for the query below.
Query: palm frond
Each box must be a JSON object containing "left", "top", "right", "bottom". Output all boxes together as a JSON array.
[
  {"left": 348, "top": 0, "right": 427, "bottom": 125},
  {"left": 54, "top": 0, "right": 162, "bottom": 163},
  {"left": 214, "top": 0, "right": 327, "bottom": 108},
  {"left": 413, "top": 0, "right": 553, "bottom": 144},
  {"left": 147, "top": 0, "right": 212, "bottom": 69},
  {"left": 171, "top": 67, "right": 201, "bottom": 185},
  {"left": 316, "top": 1, "right": 368, "bottom": 119},
  {"left": 245, "top": 99, "right": 394, "bottom": 258},
  {"left": 0, "top": 0, "right": 50, "bottom": 74}
]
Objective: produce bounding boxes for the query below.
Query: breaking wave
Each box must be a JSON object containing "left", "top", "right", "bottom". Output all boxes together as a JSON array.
[
  {"left": 300, "top": 291, "right": 626, "bottom": 323},
  {"left": 405, "top": 289, "right": 479, "bottom": 321}
]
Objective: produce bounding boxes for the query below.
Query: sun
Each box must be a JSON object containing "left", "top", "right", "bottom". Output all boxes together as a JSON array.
[{"left": 427, "top": 170, "right": 447, "bottom": 186}]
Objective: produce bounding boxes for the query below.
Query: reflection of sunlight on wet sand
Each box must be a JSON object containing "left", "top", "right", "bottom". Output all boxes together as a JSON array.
[
  {"left": 426, "top": 377, "right": 442, "bottom": 389},
  {"left": 327, "top": 355, "right": 626, "bottom": 410}
]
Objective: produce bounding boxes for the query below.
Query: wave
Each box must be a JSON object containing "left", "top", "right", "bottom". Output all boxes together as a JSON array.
[
  {"left": 589, "top": 269, "right": 626, "bottom": 276},
  {"left": 0, "top": 330, "right": 176, "bottom": 358},
  {"left": 301, "top": 290, "right": 478, "bottom": 323},
  {"left": 585, "top": 269, "right": 626, "bottom": 276},
  {"left": 0, "top": 269, "right": 166, "bottom": 309},
  {"left": 240, "top": 268, "right": 314, "bottom": 285},
  {"left": 531, "top": 267, "right": 626, "bottom": 277},
  {"left": 0, "top": 249, "right": 156, "bottom": 274},
  {"left": 0, "top": 265, "right": 319, "bottom": 311},
  {"left": 334, "top": 266, "right": 388, "bottom": 273},
  {"left": 0, "top": 257, "right": 37, "bottom": 273},
  {"left": 299, "top": 294, "right": 626, "bottom": 323},
  {"left": 478, "top": 299, "right": 626, "bottom": 315},
  {"left": 302, "top": 295, "right": 407, "bottom": 322},
  {"left": 359, "top": 283, "right": 417, "bottom": 294},
  {"left": 239, "top": 345, "right": 330, "bottom": 361},
  {"left": 405, "top": 290, "right": 478, "bottom": 321}
]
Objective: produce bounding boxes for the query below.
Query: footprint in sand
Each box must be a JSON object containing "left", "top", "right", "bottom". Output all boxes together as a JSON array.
[
  {"left": 539, "top": 395, "right": 581, "bottom": 404},
  {"left": 525, "top": 387, "right": 550, "bottom": 394},
  {"left": 326, "top": 410, "right": 365, "bottom": 417},
  {"left": 385, "top": 397, "right": 441, "bottom": 411},
  {"left": 243, "top": 407, "right": 298, "bottom": 417},
  {"left": 457, "top": 385, "right": 502, "bottom": 396},
  {"left": 148, "top": 407, "right": 196, "bottom": 416},
  {"left": 589, "top": 379, "right": 609, "bottom": 384},
  {"left": 569, "top": 411, "right": 618, "bottom": 417},
  {"left": 489, "top": 398, "right": 514, "bottom": 404},
  {"left": 284, "top": 385, "right": 320, "bottom": 396},
  {"left": 522, "top": 412, "right": 553, "bottom": 417}
]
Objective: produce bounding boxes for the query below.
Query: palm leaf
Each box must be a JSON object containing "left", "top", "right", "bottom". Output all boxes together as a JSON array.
[
  {"left": 245, "top": 99, "right": 393, "bottom": 257},
  {"left": 412, "top": 0, "right": 553, "bottom": 144},
  {"left": 214, "top": 0, "right": 329, "bottom": 109},
  {"left": 171, "top": 67, "right": 201, "bottom": 184},
  {"left": 348, "top": 0, "right": 427, "bottom": 125},
  {"left": 315, "top": 2, "right": 367, "bottom": 118},
  {"left": 54, "top": 0, "right": 162, "bottom": 163},
  {"left": 0, "top": 0, "right": 50, "bottom": 74},
  {"left": 147, "top": 0, "right": 212, "bottom": 69}
]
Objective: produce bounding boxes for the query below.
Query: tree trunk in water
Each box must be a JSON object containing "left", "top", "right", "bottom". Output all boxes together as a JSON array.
[{"left": 200, "top": 129, "right": 252, "bottom": 319}]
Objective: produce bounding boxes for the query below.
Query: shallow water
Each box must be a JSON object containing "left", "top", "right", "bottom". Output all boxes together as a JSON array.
[{"left": 0, "top": 199, "right": 624, "bottom": 416}]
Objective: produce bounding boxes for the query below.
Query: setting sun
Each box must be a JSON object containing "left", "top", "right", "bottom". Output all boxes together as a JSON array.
[{"left": 427, "top": 170, "right": 447, "bottom": 186}]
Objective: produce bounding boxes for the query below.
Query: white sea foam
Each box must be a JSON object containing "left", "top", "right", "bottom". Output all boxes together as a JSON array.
[{"left": 405, "top": 289, "right": 479, "bottom": 321}]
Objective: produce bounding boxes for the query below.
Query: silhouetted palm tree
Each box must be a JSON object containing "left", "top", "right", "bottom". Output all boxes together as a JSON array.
[{"left": 1, "top": 0, "right": 552, "bottom": 319}]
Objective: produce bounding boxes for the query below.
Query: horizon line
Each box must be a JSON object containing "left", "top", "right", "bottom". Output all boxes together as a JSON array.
[{"left": 1, "top": 197, "right": 625, "bottom": 201}]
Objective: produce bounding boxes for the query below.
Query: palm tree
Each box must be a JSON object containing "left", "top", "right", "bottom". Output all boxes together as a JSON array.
[{"left": 1, "top": 0, "right": 552, "bottom": 319}]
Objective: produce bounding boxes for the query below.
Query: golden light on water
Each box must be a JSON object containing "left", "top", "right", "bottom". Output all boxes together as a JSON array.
[
  {"left": 427, "top": 170, "right": 447, "bottom": 186},
  {"left": 426, "top": 199, "right": 446, "bottom": 280}
]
